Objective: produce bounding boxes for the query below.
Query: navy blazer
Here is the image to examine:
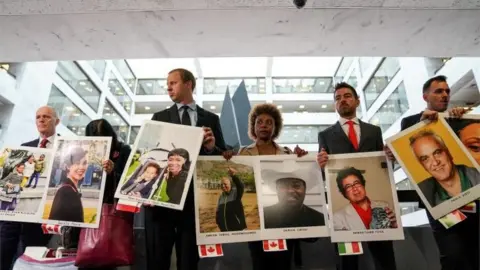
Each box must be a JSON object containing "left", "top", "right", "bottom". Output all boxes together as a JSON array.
[{"left": 318, "top": 120, "right": 384, "bottom": 154}]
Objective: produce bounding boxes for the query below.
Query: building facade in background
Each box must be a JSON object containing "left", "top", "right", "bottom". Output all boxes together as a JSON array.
[{"left": 1, "top": 57, "right": 479, "bottom": 226}]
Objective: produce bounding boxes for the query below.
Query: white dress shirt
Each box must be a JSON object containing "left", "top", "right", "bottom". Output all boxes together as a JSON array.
[
  {"left": 176, "top": 102, "right": 197, "bottom": 126},
  {"left": 339, "top": 117, "right": 361, "bottom": 143},
  {"left": 37, "top": 135, "right": 56, "bottom": 149}
]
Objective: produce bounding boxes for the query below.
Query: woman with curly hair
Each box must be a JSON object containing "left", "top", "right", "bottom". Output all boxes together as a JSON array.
[
  {"left": 223, "top": 103, "right": 309, "bottom": 270},
  {"left": 239, "top": 103, "right": 304, "bottom": 155}
]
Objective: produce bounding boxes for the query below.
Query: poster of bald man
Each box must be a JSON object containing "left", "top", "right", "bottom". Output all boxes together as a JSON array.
[
  {"left": 114, "top": 120, "right": 204, "bottom": 210},
  {"left": 386, "top": 117, "right": 480, "bottom": 219},
  {"left": 256, "top": 155, "right": 328, "bottom": 240},
  {"left": 194, "top": 156, "right": 261, "bottom": 245},
  {"left": 325, "top": 152, "right": 404, "bottom": 243}
]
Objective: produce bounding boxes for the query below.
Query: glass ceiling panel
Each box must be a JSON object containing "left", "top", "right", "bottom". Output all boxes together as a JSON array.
[
  {"left": 198, "top": 57, "right": 268, "bottom": 77},
  {"left": 126, "top": 58, "right": 197, "bottom": 79},
  {"left": 271, "top": 57, "right": 342, "bottom": 77}
]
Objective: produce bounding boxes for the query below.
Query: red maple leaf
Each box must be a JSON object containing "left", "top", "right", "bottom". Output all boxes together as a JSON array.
[
  {"left": 270, "top": 242, "right": 277, "bottom": 248},
  {"left": 207, "top": 247, "right": 215, "bottom": 253}
]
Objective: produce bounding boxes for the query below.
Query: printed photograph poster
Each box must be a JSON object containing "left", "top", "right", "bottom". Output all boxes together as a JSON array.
[
  {"left": 442, "top": 113, "right": 480, "bottom": 166},
  {"left": 41, "top": 137, "right": 112, "bottom": 228},
  {"left": 255, "top": 155, "right": 329, "bottom": 240},
  {"left": 194, "top": 156, "right": 261, "bottom": 245},
  {"left": 386, "top": 117, "right": 480, "bottom": 219},
  {"left": 114, "top": 120, "right": 204, "bottom": 211},
  {"left": 325, "top": 152, "right": 404, "bottom": 243},
  {"left": 0, "top": 146, "right": 54, "bottom": 223}
]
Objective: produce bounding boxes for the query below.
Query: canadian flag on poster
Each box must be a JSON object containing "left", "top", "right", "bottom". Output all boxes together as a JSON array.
[
  {"left": 198, "top": 244, "right": 223, "bottom": 258},
  {"left": 262, "top": 239, "right": 287, "bottom": 252},
  {"left": 41, "top": 224, "right": 63, "bottom": 235},
  {"left": 116, "top": 199, "right": 141, "bottom": 213}
]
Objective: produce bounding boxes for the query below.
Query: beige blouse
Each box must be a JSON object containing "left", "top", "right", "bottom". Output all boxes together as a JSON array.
[{"left": 237, "top": 142, "right": 293, "bottom": 156}]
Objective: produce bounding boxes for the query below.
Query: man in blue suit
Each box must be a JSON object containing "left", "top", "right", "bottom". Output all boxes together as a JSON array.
[{"left": 0, "top": 106, "right": 60, "bottom": 269}]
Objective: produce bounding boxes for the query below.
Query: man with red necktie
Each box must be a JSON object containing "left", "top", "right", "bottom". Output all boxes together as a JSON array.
[
  {"left": 0, "top": 106, "right": 60, "bottom": 270},
  {"left": 316, "top": 82, "right": 397, "bottom": 270}
]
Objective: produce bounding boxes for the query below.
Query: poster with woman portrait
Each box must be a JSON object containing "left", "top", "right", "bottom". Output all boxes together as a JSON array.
[
  {"left": 442, "top": 113, "right": 480, "bottom": 165},
  {"left": 0, "top": 146, "right": 54, "bottom": 223},
  {"left": 114, "top": 120, "right": 204, "bottom": 210},
  {"left": 255, "top": 155, "right": 329, "bottom": 240},
  {"left": 194, "top": 156, "right": 261, "bottom": 245},
  {"left": 41, "top": 137, "right": 112, "bottom": 228},
  {"left": 386, "top": 117, "right": 480, "bottom": 219},
  {"left": 325, "top": 152, "right": 404, "bottom": 243}
]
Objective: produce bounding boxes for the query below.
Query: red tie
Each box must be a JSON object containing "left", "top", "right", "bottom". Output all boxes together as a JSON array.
[
  {"left": 40, "top": 138, "right": 48, "bottom": 148},
  {"left": 347, "top": 121, "right": 359, "bottom": 150}
]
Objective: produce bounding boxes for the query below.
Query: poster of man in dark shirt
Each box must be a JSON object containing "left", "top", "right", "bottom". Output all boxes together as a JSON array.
[{"left": 262, "top": 167, "right": 325, "bottom": 229}]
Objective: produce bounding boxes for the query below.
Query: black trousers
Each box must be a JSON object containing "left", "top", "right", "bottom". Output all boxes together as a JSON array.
[
  {"left": 144, "top": 207, "right": 198, "bottom": 270},
  {"left": 248, "top": 240, "right": 295, "bottom": 270},
  {"left": 337, "top": 240, "right": 397, "bottom": 270},
  {"left": 428, "top": 207, "right": 479, "bottom": 270},
  {"left": 0, "top": 221, "right": 51, "bottom": 270}
]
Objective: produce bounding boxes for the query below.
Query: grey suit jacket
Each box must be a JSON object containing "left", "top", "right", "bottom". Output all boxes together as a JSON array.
[
  {"left": 318, "top": 120, "right": 384, "bottom": 154},
  {"left": 418, "top": 165, "right": 480, "bottom": 207}
]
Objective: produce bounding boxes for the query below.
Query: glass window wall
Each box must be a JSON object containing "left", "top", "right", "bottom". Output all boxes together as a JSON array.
[
  {"left": 358, "top": 57, "right": 376, "bottom": 78},
  {"left": 136, "top": 79, "right": 168, "bottom": 95},
  {"left": 272, "top": 78, "right": 333, "bottom": 93},
  {"left": 363, "top": 58, "right": 400, "bottom": 109},
  {"left": 204, "top": 78, "right": 266, "bottom": 94},
  {"left": 87, "top": 60, "right": 106, "bottom": 81},
  {"left": 56, "top": 61, "right": 101, "bottom": 112},
  {"left": 0, "top": 63, "right": 23, "bottom": 78},
  {"left": 102, "top": 100, "right": 129, "bottom": 142},
  {"left": 369, "top": 82, "right": 409, "bottom": 133},
  {"left": 108, "top": 72, "right": 133, "bottom": 114},
  {"left": 112, "top": 60, "right": 136, "bottom": 90},
  {"left": 346, "top": 67, "right": 358, "bottom": 89},
  {"left": 334, "top": 57, "right": 355, "bottom": 83},
  {"left": 47, "top": 85, "right": 91, "bottom": 134},
  {"left": 277, "top": 125, "right": 329, "bottom": 144},
  {"left": 424, "top": 58, "right": 452, "bottom": 77}
]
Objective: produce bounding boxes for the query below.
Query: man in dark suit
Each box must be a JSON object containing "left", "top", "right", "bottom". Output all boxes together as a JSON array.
[
  {"left": 316, "top": 82, "right": 397, "bottom": 270},
  {"left": 0, "top": 105, "right": 59, "bottom": 270},
  {"left": 400, "top": 75, "right": 478, "bottom": 270},
  {"left": 144, "top": 68, "right": 226, "bottom": 270}
]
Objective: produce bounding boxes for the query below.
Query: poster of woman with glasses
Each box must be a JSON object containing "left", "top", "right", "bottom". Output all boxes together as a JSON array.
[{"left": 325, "top": 152, "right": 404, "bottom": 243}]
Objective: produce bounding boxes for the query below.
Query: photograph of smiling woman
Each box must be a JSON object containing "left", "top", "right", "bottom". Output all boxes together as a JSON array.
[
  {"left": 446, "top": 114, "right": 480, "bottom": 165},
  {"left": 150, "top": 148, "right": 191, "bottom": 205},
  {"left": 41, "top": 137, "right": 111, "bottom": 228}
]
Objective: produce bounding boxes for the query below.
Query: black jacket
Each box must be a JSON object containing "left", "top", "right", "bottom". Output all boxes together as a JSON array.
[
  {"left": 163, "top": 170, "right": 188, "bottom": 205},
  {"left": 263, "top": 203, "right": 325, "bottom": 229},
  {"left": 104, "top": 142, "right": 131, "bottom": 204},
  {"left": 216, "top": 175, "right": 247, "bottom": 231},
  {"left": 49, "top": 178, "right": 84, "bottom": 223}
]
